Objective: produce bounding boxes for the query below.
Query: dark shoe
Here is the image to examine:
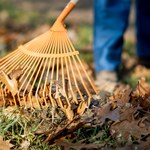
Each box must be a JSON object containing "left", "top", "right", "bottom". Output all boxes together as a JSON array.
[{"left": 138, "top": 57, "right": 150, "bottom": 68}]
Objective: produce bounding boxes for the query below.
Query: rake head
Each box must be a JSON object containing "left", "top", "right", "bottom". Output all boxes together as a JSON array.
[{"left": 0, "top": 0, "right": 97, "bottom": 120}]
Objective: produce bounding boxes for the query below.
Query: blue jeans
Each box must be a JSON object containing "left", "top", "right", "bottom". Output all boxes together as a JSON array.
[{"left": 94, "top": 0, "right": 150, "bottom": 72}]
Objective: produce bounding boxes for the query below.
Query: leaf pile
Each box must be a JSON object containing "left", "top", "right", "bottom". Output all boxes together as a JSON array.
[
  {"left": 0, "top": 77, "right": 150, "bottom": 149},
  {"left": 48, "top": 78, "right": 150, "bottom": 149}
]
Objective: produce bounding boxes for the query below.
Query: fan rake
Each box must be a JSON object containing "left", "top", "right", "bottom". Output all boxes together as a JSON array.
[{"left": 0, "top": 0, "right": 97, "bottom": 120}]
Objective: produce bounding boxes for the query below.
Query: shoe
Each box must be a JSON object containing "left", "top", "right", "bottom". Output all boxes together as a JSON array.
[
  {"left": 95, "top": 71, "right": 118, "bottom": 93},
  {"left": 138, "top": 57, "right": 150, "bottom": 68},
  {"left": 96, "top": 71, "right": 118, "bottom": 82}
]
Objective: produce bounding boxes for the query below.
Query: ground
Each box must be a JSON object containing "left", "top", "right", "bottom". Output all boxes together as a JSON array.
[{"left": 0, "top": 0, "right": 150, "bottom": 149}]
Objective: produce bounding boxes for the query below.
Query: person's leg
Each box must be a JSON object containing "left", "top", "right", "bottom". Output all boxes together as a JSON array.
[
  {"left": 136, "top": 0, "right": 150, "bottom": 67},
  {"left": 94, "top": 0, "right": 131, "bottom": 73}
]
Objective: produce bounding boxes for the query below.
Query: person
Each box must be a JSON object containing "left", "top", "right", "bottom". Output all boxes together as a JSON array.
[{"left": 94, "top": 0, "right": 150, "bottom": 83}]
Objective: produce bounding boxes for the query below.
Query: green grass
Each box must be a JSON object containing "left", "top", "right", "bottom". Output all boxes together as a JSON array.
[
  {"left": 0, "top": 108, "right": 59, "bottom": 149},
  {"left": 0, "top": 107, "right": 119, "bottom": 149},
  {"left": 75, "top": 125, "right": 118, "bottom": 148},
  {"left": 0, "top": 0, "right": 22, "bottom": 22},
  {"left": 75, "top": 24, "right": 93, "bottom": 49}
]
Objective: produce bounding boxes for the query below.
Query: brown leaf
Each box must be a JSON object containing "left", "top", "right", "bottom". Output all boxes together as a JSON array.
[
  {"left": 132, "top": 78, "right": 150, "bottom": 108},
  {"left": 119, "top": 107, "right": 136, "bottom": 122},
  {"left": 95, "top": 103, "right": 120, "bottom": 124},
  {"left": 133, "top": 65, "right": 150, "bottom": 79},
  {"left": 135, "top": 78, "right": 150, "bottom": 97},
  {"left": 109, "top": 85, "right": 132, "bottom": 107},
  {"left": 56, "top": 138, "right": 105, "bottom": 150},
  {"left": 111, "top": 119, "right": 148, "bottom": 141},
  {"left": 0, "top": 136, "right": 13, "bottom": 150},
  {"left": 9, "top": 67, "right": 23, "bottom": 80},
  {"left": 0, "top": 93, "right": 5, "bottom": 106},
  {"left": 20, "top": 140, "right": 30, "bottom": 149},
  {"left": 118, "top": 136, "right": 150, "bottom": 150},
  {"left": 0, "top": 70, "right": 18, "bottom": 96},
  {"left": 44, "top": 118, "right": 76, "bottom": 143}
]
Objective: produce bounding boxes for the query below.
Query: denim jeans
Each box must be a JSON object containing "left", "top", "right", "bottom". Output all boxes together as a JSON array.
[{"left": 94, "top": 0, "right": 150, "bottom": 72}]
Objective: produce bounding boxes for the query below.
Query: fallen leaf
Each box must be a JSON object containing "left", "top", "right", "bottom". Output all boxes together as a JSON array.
[
  {"left": 0, "top": 70, "right": 18, "bottom": 96},
  {"left": 0, "top": 136, "right": 13, "bottom": 150},
  {"left": 119, "top": 107, "right": 136, "bottom": 122},
  {"left": 95, "top": 103, "right": 120, "bottom": 124},
  {"left": 133, "top": 65, "right": 150, "bottom": 79},
  {"left": 9, "top": 67, "right": 23, "bottom": 80},
  {"left": 135, "top": 78, "right": 150, "bottom": 97},
  {"left": 20, "top": 140, "right": 30, "bottom": 149},
  {"left": 111, "top": 119, "right": 148, "bottom": 141},
  {"left": 109, "top": 85, "right": 132, "bottom": 107},
  {"left": 56, "top": 138, "right": 105, "bottom": 150},
  {"left": 132, "top": 78, "right": 150, "bottom": 108},
  {"left": 118, "top": 136, "right": 150, "bottom": 150}
]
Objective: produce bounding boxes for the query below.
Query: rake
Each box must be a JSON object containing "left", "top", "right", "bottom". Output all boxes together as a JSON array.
[{"left": 0, "top": 0, "right": 97, "bottom": 120}]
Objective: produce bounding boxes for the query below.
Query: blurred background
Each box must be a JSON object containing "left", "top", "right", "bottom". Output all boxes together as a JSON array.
[{"left": 1, "top": 0, "right": 147, "bottom": 85}]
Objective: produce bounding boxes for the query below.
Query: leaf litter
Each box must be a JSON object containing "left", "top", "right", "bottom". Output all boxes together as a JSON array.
[
  {"left": 0, "top": 76, "right": 150, "bottom": 149},
  {"left": 1, "top": 17, "right": 150, "bottom": 149}
]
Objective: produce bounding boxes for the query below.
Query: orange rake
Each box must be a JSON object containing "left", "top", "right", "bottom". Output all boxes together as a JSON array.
[{"left": 0, "top": 0, "right": 97, "bottom": 120}]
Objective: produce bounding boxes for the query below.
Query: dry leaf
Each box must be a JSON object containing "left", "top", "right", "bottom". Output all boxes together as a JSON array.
[
  {"left": 133, "top": 65, "right": 150, "bottom": 79},
  {"left": 0, "top": 71, "right": 18, "bottom": 96},
  {"left": 135, "top": 78, "right": 150, "bottom": 97},
  {"left": 56, "top": 138, "right": 105, "bottom": 150},
  {"left": 9, "top": 67, "right": 23, "bottom": 80},
  {"left": 118, "top": 136, "right": 150, "bottom": 150},
  {"left": 20, "top": 140, "right": 30, "bottom": 149},
  {"left": 109, "top": 85, "right": 132, "bottom": 107},
  {"left": 0, "top": 136, "right": 13, "bottom": 150},
  {"left": 111, "top": 119, "right": 148, "bottom": 141},
  {"left": 95, "top": 103, "right": 120, "bottom": 124},
  {"left": 77, "top": 101, "right": 88, "bottom": 115},
  {"left": 132, "top": 78, "right": 150, "bottom": 108},
  {"left": 119, "top": 107, "right": 136, "bottom": 122}
]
